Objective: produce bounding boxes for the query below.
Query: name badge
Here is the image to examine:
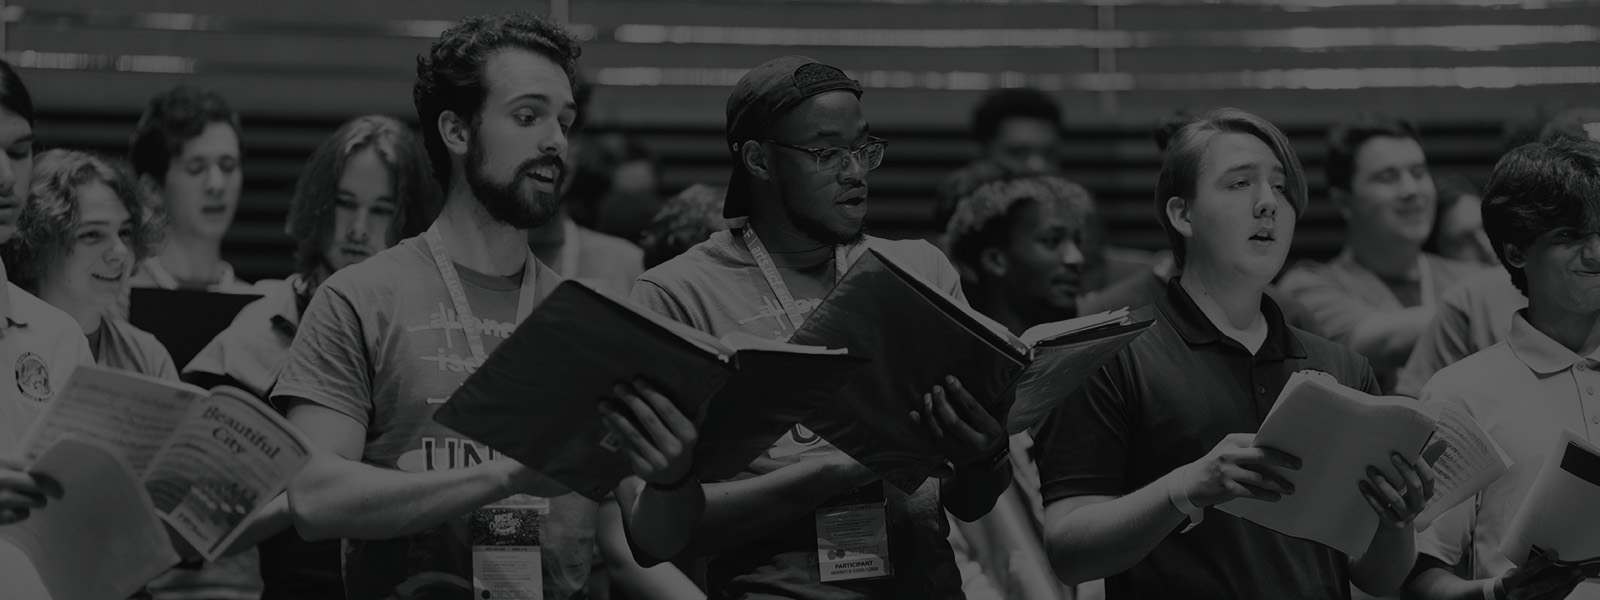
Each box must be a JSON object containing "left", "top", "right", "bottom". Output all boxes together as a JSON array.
[
  {"left": 815, "top": 483, "right": 892, "bottom": 582},
  {"left": 471, "top": 494, "right": 549, "bottom": 600}
]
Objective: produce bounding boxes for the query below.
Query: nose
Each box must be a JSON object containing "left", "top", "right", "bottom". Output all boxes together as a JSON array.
[
  {"left": 1061, "top": 239, "right": 1085, "bottom": 267},
  {"left": 106, "top": 234, "right": 132, "bottom": 268},
  {"left": 347, "top": 207, "right": 372, "bottom": 243},
  {"left": 1253, "top": 186, "right": 1278, "bottom": 219},
  {"left": 1581, "top": 232, "right": 1600, "bottom": 265},
  {"left": 204, "top": 164, "right": 226, "bottom": 195},
  {"left": 541, "top": 122, "right": 569, "bottom": 161},
  {"left": 1024, "top": 153, "right": 1050, "bottom": 174},
  {"left": 838, "top": 150, "right": 867, "bottom": 185}
]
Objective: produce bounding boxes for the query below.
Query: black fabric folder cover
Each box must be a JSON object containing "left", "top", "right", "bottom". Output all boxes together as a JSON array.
[
  {"left": 128, "top": 288, "right": 263, "bottom": 369},
  {"left": 435, "top": 281, "right": 869, "bottom": 501},
  {"left": 788, "top": 249, "right": 1029, "bottom": 493}
]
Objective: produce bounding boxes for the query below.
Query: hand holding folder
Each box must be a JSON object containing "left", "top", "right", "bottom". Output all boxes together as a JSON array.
[
  {"left": 434, "top": 281, "right": 871, "bottom": 501},
  {"left": 788, "top": 249, "right": 1153, "bottom": 493}
]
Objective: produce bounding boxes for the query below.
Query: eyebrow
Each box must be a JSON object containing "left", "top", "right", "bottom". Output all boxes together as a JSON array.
[{"left": 506, "top": 93, "right": 577, "bottom": 112}]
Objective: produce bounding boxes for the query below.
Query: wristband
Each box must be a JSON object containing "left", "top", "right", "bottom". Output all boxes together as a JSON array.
[
  {"left": 648, "top": 469, "right": 697, "bottom": 492},
  {"left": 981, "top": 445, "right": 1011, "bottom": 471},
  {"left": 1166, "top": 475, "right": 1204, "bottom": 533},
  {"left": 1484, "top": 579, "right": 1502, "bottom": 600}
]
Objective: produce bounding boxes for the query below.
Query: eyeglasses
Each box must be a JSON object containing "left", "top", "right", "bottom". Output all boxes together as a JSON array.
[{"left": 758, "top": 136, "right": 889, "bottom": 173}]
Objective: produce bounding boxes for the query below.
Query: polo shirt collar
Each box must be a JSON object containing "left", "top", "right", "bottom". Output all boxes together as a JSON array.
[
  {"left": 268, "top": 273, "right": 309, "bottom": 336},
  {"left": 1161, "top": 277, "right": 1307, "bottom": 360},
  {"left": 1507, "top": 310, "right": 1600, "bottom": 375}
]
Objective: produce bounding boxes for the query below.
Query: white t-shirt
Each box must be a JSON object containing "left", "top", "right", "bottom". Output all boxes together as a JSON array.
[{"left": 0, "top": 282, "right": 94, "bottom": 600}]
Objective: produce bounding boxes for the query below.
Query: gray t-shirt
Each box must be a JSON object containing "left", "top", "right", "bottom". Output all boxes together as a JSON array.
[
  {"left": 630, "top": 229, "right": 965, "bottom": 600},
  {"left": 274, "top": 236, "right": 597, "bottom": 600}
]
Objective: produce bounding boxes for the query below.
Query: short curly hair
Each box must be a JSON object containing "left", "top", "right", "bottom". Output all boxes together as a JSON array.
[
  {"left": 285, "top": 115, "right": 441, "bottom": 277},
  {"left": 943, "top": 174, "right": 1095, "bottom": 293},
  {"left": 128, "top": 85, "right": 241, "bottom": 181},
  {"left": 2, "top": 149, "right": 166, "bottom": 292},
  {"left": 639, "top": 184, "right": 727, "bottom": 269},
  {"left": 413, "top": 11, "right": 582, "bottom": 190}
]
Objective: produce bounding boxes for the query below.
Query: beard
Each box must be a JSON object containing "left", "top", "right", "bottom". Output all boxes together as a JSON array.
[{"left": 464, "top": 134, "right": 565, "bottom": 230}]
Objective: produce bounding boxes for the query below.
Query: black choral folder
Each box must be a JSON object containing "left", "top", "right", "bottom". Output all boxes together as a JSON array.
[
  {"left": 789, "top": 249, "right": 1152, "bottom": 493},
  {"left": 128, "top": 288, "right": 263, "bottom": 370},
  {"left": 434, "top": 280, "right": 871, "bottom": 501}
]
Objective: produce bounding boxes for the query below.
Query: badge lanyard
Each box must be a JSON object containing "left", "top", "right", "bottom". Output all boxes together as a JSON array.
[
  {"left": 742, "top": 226, "right": 850, "bottom": 332},
  {"left": 424, "top": 224, "right": 539, "bottom": 363}
]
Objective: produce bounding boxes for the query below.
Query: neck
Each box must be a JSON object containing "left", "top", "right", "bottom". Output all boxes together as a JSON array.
[
  {"left": 159, "top": 232, "right": 224, "bottom": 283},
  {"left": 974, "top": 289, "right": 1039, "bottom": 336},
  {"left": 38, "top": 288, "right": 104, "bottom": 334},
  {"left": 1179, "top": 262, "right": 1267, "bottom": 332},
  {"left": 747, "top": 205, "right": 829, "bottom": 254},
  {"left": 527, "top": 209, "right": 570, "bottom": 266},
  {"left": 1349, "top": 233, "right": 1423, "bottom": 280},
  {"left": 436, "top": 187, "right": 531, "bottom": 277},
  {"left": 1526, "top": 299, "right": 1600, "bottom": 357}
]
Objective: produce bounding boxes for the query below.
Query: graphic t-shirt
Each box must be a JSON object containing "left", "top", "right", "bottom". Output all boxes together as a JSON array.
[
  {"left": 273, "top": 236, "right": 597, "bottom": 600},
  {"left": 631, "top": 229, "right": 966, "bottom": 600}
]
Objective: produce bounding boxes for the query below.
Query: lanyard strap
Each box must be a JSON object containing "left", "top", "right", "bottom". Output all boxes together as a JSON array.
[
  {"left": 558, "top": 219, "right": 582, "bottom": 278},
  {"left": 424, "top": 224, "right": 539, "bottom": 363},
  {"left": 742, "top": 226, "right": 850, "bottom": 332}
]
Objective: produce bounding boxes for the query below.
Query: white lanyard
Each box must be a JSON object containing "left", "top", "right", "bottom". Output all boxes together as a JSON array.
[
  {"left": 558, "top": 219, "right": 581, "bottom": 278},
  {"left": 424, "top": 224, "right": 539, "bottom": 363},
  {"left": 742, "top": 226, "right": 850, "bottom": 332}
]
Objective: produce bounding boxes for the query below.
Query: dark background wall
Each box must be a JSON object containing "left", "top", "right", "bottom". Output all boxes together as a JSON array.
[{"left": 13, "top": 0, "right": 1600, "bottom": 282}]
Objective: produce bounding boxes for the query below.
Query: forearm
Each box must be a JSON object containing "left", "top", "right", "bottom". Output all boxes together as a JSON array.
[
  {"left": 1043, "top": 472, "right": 1188, "bottom": 585},
  {"left": 943, "top": 456, "right": 1012, "bottom": 522},
  {"left": 692, "top": 458, "right": 860, "bottom": 555},
  {"left": 599, "top": 496, "right": 706, "bottom": 600},
  {"left": 619, "top": 476, "right": 705, "bottom": 561},
  {"left": 288, "top": 453, "right": 513, "bottom": 541},
  {"left": 1405, "top": 564, "right": 1491, "bottom": 600},
  {"left": 1350, "top": 527, "right": 1418, "bottom": 596},
  {"left": 1348, "top": 307, "right": 1435, "bottom": 369}
]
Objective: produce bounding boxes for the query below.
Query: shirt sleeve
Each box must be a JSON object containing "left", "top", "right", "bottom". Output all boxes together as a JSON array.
[
  {"left": 629, "top": 278, "right": 696, "bottom": 326},
  {"left": 1394, "top": 291, "right": 1475, "bottom": 399},
  {"left": 1277, "top": 263, "right": 1373, "bottom": 344},
  {"left": 1033, "top": 352, "right": 1136, "bottom": 504},
  {"left": 270, "top": 283, "right": 372, "bottom": 425}
]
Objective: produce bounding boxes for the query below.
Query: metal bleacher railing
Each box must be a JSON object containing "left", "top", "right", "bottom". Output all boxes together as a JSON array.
[{"left": 9, "top": 0, "right": 1597, "bottom": 282}]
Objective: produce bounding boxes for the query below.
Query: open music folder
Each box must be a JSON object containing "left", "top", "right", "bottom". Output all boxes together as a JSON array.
[
  {"left": 434, "top": 280, "right": 871, "bottom": 501},
  {"left": 788, "top": 248, "right": 1153, "bottom": 493}
]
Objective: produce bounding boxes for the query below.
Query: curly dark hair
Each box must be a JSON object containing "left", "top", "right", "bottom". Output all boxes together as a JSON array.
[
  {"left": 285, "top": 115, "right": 442, "bottom": 277},
  {"left": 2, "top": 149, "right": 166, "bottom": 292},
  {"left": 128, "top": 85, "right": 241, "bottom": 181},
  {"left": 413, "top": 11, "right": 582, "bottom": 190},
  {"left": 1482, "top": 139, "right": 1600, "bottom": 296},
  {"left": 639, "top": 184, "right": 726, "bottom": 269}
]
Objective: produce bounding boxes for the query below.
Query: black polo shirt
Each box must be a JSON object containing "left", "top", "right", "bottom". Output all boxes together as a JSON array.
[{"left": 1035, "top": 278, "right": 1379, "bottom": 600}]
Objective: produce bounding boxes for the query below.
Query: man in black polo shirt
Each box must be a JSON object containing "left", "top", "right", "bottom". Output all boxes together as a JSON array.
[{"left": 1033, "top": 108, "right": 1434, "bottom": 599}]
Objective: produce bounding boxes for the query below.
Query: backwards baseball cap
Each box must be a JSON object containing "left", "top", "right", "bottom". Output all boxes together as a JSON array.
[
  {"left": 723, "top": 56, "right": 863, "bottom": 218},
  {"left": 1540, "top": 106, "right": 1600, "bottom": 144}
]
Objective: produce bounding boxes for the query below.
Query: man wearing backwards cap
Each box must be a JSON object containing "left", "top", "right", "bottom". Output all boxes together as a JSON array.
[{"left": 627, "top": 56, "right": 1012, "bottom": 599}]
